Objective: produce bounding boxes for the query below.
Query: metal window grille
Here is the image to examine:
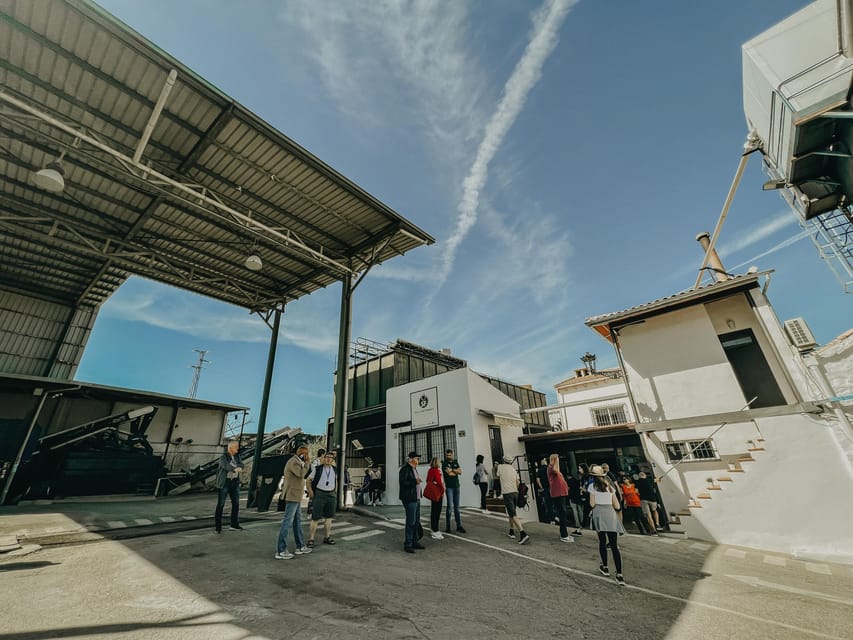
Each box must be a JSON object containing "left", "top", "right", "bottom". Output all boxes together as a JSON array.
[
  {"left": 398, "top": 426, "right": 458, "bottom": 466},
  {"left": 664, "top": 439, "right": 719, "bottom": 463},
  {"left": 591, "top": 404, "right": 628, "bottom": 426}
]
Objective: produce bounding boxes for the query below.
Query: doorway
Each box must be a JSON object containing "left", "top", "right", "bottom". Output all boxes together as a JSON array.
[
  {"left": 488, "top": 426, "right": 503, "bottom": 465},
  {"left": 719, "top": 329, "right": 786, "bottom": 409}
]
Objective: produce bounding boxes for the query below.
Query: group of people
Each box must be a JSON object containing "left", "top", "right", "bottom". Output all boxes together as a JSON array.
[
  {"left": 398, "top": 450, "right": 530, "bottom": 553},
  {"left": 215, "top": 440, "right": 659, "bottom": 585}
]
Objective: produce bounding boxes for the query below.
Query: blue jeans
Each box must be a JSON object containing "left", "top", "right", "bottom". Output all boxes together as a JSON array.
[
  {"left": 215, "top": 479, "right": 240, "bottom": 530},
  {"left": 403, "top": 500, "right": 420, "bottom": 548},
  {"left": 276, "top": 500, "right": 304, "bottom": 553},
  {"left": 445, "top": 487, "right": 461, "bottom": 529}
]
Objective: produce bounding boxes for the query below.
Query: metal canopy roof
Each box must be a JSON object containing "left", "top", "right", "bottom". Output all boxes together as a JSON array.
[{"left": 0, "top": 0, "right": 434, "bottom": 313}]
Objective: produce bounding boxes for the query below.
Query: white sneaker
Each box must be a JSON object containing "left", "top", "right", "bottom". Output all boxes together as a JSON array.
[
  {"left": 377, "top": 501, "right": 383, "bottom": 506},
  {"left": 480, "top": 509, "right": 489, "bottom": 514},
  {"left": 274, "top": 551, "right": 294, "bottom": 560},
  {"left": 294, "top": 546, "right": 312, "bottom": 555},
  {"left": 430, "top": 531, "right": 444, "bottom": 539},
  {"left": 559, "top": 536, "right": 573, "bottom": 543}
]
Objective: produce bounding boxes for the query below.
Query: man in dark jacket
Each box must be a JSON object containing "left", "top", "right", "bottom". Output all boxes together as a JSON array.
[
  {"left": 399, "top": 451, "right": 425, "bottom": 553},
  {"left": 214, "top": 440, "right": 243, "bottom": 533}
]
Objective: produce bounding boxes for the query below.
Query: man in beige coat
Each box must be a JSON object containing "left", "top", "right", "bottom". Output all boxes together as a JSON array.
[{"left": 275, "top": 445, "right": 312, "bottom": 560}]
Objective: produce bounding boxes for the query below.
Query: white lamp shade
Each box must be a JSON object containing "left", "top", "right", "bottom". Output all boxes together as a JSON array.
[
  {"left": 33, "top": 162, "right": 65, "bottom": 193},
  {"left": 245, "top": 254, "right": 263, "bottom": 271}
]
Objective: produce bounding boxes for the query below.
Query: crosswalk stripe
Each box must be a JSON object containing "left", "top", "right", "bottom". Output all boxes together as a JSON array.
[
  {"left": 725, "top": 548, "right": 746, "bottom": 559},
  {"left": 106, "top": 520, "right": 126, "bottom": 529},
  {"left": 332, "top": 526, "right": 365, "bottom": 535},
  {"left": 134, "top": 519, "right": 153, "bottom": 526},
  {"left": 804, "top": 562, "right": 831, "bottom": 575},
  {"left": 339, "top": 530, "right": 385, "bottom": 541},
  {"left": 763, "top": 555, "right": 786, "bottom": 566},
  {"left": 181, "top": 516, "right": 197, "bottom": 521},
  {"left": 377, "top": 521, "right": 405, "bottom": 529},
  {"left": 657, "top": 537, "right": 678, "bottom": 544},
  {"left": 160, "top": 516, "right": 175, "bottom": 522}
]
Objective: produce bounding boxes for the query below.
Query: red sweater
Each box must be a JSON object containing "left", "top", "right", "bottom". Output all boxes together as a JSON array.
[{"left": 427, "top": 467, "right": 444, "bottom": 488}]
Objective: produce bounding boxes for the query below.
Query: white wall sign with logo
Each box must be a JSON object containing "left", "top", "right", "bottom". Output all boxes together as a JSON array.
[{"left": 410, "top": 387, "right": 438, "bottom": 428}]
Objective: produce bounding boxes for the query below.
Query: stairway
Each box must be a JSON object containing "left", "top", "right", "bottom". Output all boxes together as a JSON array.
[{"left": 668, "top": 438, "right": 766, "bottom": 535}]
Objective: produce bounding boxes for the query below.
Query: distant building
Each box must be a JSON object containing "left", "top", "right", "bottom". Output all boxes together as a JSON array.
[{"left": 585, "top": 271, "right": 853, "bottom": 562}]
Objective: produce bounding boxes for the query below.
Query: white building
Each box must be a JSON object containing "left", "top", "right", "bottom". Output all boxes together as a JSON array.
[
  {"left": 383, "top": 367, "right": 533, "bottom": 513},
  {"left": 586, "top": 272, "right": 853, "bottom": 563},
  {"left": 551, "top": 367, "right": 633, "bottom": 433}
]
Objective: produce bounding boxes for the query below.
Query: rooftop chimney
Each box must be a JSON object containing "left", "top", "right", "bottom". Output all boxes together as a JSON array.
[{"left": 696, "top": 232, "right": 729, "bottom": 283}]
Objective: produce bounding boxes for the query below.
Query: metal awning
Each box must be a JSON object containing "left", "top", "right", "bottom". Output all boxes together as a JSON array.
[
  {"left": 0, "top": 0, "right": 434, "bottom": 313},
  {"left": 478, "top": 409, "right": 524, "bottom": 428}
]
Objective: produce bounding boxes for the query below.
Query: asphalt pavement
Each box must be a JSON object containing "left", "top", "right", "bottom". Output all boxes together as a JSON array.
[{"left": 1, "top": 497, "right": 851, "bottom": 640}]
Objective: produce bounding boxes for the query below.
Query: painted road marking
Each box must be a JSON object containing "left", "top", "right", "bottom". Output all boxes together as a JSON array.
[
  {"left": 331, "top": 526, "right": 366, "bottom": 535},
  {"left": 106, "top": 521, "right": 127, "bottom": 529},
  {"left": 690, "top": 542, "right": 711, "bottom": 551},
  {"left": 763, "top": 555, "right": 786, "bottom": 566},
  {"left": 442, "top": 532, "right": 845, "bottom": 640},
  {"left": 339, "top": 530, "right": 384, "bottom": 541},
  {"left": 181, "top": 516, "right": 197, "bottom": 521},
  {"left": 657, "top": 537, "right": 678, "bottom": 544},
  {"left": 725, "top": 548, "right": 746, "bottom": 559},
  {"left": 377, "top": 521, "right": 405, "bottom": 529},
  {"left": 160, "top": 516, "right": 175, "bottom": 523},
  {"left": 134, "top": 519, "right": 153, "bottom": 526},
  {"left": 727, "top": 575, "right": 853, "bottom": 606},
  {"left": 804, "top": 562, "right": 831, "bottom": 575}
]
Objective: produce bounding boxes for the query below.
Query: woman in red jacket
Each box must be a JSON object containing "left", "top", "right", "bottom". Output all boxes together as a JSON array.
[{"left": 426, "top": 457, "right": 446, "bottom": 539}]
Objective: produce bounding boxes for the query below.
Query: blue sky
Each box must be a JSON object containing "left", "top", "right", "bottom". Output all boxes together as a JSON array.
[{"left": 78, "top": 0, "right": 850, "bottom": 435}]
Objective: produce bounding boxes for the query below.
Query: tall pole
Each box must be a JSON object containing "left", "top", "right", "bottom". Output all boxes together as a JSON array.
[
  {"left": 333, "top": 272, "right": 353, "bottom": 508},
  {"left": 247, "top": 307, "right": 281, "bottom": 508}
]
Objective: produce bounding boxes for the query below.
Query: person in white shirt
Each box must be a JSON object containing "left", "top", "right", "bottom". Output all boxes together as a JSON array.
[
  {"left": 306, "top": 452, "right": 337, "bottom": 547},
  {"left": 496, "top": 455, "right": 530, "bottom": 545}
]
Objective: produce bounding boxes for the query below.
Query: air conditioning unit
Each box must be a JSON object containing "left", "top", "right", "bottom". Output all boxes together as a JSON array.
[{"left": 783, "top": 317, "right": 818, "bottom": 351}]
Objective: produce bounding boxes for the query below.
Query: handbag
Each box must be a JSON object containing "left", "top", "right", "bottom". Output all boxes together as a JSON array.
[{"left": 423, "top": 481, "right": 444, "bottom": 502}]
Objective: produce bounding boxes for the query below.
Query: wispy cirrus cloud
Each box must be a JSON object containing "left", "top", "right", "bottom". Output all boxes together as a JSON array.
[
  {"left": 435, "top": 0, "right": 578, "bottom": 288},
  {"left": 717, "top": 209, "right": 799, "bottom": 257}
]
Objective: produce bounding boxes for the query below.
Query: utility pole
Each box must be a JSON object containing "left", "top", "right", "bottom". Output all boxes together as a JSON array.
[{"left": 188, "top": 349, "right": 210, "bottom": 399}]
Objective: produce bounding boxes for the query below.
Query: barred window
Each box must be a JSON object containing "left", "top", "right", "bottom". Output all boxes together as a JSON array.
[
  {"left": 398, "top": 425, "right": 457, "bottom": 466},
  {"left": 590, "top": 404, "right": 628, "bottom": 427},
  {"left": 664, "top": 439, "right": 718, "bottom": 463}
]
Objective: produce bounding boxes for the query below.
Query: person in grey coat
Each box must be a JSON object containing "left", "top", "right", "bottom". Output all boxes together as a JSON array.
[{"left": 215, "top": 440, "right": 243, "bottom": 533}]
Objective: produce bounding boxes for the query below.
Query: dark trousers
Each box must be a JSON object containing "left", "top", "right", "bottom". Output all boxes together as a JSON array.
[
  {"left": 598, "top": 531, "right": 623, "bottom": 574},
  {"left": 403, "top": 500, "right": 420, "bottom": 548},
  {"left": 430, "top": 497, "right": 443, "bottom": 531},
  {"left": 550, "top": 495, "right": 569, "bottom": 538},
  {"left": 478, "top": 483, "right": 488, "bottom": 509},
  {"left": 625, "top": 506, "right": 650, "bottom": 534},
  {"left": 215, "top": 478, "right": 240, "bottom": 530}
]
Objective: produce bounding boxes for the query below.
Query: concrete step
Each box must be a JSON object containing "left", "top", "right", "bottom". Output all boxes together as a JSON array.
[
  {"left": 716, "top": 476, "right": 733, "bottom": 482},
  {"left": 696, "top": 493, "right": 712, "bottom": 500}
]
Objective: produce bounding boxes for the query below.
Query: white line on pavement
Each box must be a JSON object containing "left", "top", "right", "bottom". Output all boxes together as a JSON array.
[
  {"left": 443, "top": 534, "right": 845, "bottom": 640},
  {"left": 725, "top": 548, "right": 746, "bottom": 559},
  {"left": 657, "top": 537, "right": 678, "bottom": 544},
  {"left": 331, "top": 526, "right": 365, "bottom": 535},
  {"left": 181, "top": 516, "right": 197, "bottom": 521},
  {"left": 727, "top": 575, "right": 852, "bottom": 606},
  {"left": 339, "top": 530, "right": 385, "bottom": 541},
  {"left": 377, "top": 521, "right": 405, "bottom": 529},
  {"left": 804, "top": 562, "right": 831, "bottom": 575},
  {"left": 763, "top": 555, "right": 786, "bottom": 566},
  {"left": 134, "top": 519, "right": 153, "bottom": 526},
  {"left": 160, "top": 516, "right": 175, "bottom": 522},
  {"left": 106, "top": 521, "right": 126, "bottom": 529}
]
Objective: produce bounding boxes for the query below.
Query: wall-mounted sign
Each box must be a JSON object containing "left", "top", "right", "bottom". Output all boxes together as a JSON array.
[
  {"left": 410, "top": 387, "right": 438, "bottom": 428},
  {"left": 458, "top": 430, "right": 466, "bottom": 438}
]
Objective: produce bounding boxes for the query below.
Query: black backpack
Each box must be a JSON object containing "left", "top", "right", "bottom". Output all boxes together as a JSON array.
[{"left": 517, "top": 481, "right": 530, "bottom": 509}]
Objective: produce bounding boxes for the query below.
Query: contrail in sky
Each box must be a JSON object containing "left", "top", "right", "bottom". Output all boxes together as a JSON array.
[
  {"left": 730, "top": 229, "right": 811, "bottom": 270},
  {"left": 435, "top": 0, "right": 577, "bottom": 288}
]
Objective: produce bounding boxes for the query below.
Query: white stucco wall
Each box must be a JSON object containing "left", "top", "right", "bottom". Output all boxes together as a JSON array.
[
  {"left": 555, "top": 377, "right": 632, "bottom": 429},
  {"left": 384, "top": 368, "right": 529, "bottom": 512},
  {"left": 618, "top": 305, "right": 747, "bottom": 422},
  {"left": 648, "top": 414, "right": 853, "bottom": 563}
]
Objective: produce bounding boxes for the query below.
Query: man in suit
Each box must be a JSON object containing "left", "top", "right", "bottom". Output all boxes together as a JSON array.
[{"left": 399, "top": 451, "right": 425, "bottom": 554}]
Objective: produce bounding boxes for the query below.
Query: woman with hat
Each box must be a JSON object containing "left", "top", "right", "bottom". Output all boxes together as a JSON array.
[{"left": 589, "top": 464, "right": 626, "bottom": 585}]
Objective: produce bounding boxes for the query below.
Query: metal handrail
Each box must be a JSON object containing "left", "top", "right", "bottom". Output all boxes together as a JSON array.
[{"left": 657, "top": 397, "right": 758, "bottom": 483}]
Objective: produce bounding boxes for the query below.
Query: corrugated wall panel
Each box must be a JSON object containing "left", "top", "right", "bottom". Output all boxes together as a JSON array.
[{"left": 0, "top": 290, "right": 98, "bottom": 379}]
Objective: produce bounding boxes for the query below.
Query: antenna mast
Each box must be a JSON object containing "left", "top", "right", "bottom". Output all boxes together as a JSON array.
[{"left": 188, "top": 349, "right": 210, "bottom": 398}]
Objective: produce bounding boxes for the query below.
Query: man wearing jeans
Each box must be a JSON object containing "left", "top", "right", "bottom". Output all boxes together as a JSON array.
[
  {"left": 275, "top": 446, "right": 313, "bottom": 560},
  {"left": 399, "top": 451, "right": 425, "bottom": 554},
  {"left": 442, "top": 449, "right": 466, "bottom": 534}
]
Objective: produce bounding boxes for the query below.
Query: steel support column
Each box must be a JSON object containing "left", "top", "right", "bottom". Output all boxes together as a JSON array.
[
  {"left": 332, "top": 272, "right": 353, "bottom": 508},
  {"left": 247, "top": 307, "right": 281, "bottom": 507}
]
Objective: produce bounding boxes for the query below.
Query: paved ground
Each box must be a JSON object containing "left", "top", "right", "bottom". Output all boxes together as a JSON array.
[{"left": 1, "top": 497, "right": 851, "bottom": 640}]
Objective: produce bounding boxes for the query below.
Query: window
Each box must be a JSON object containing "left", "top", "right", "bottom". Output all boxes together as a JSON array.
[
  {"left": 591, "top": 404, "right": 628, "bottom": 426},
  {"left": 398, "top": 426, "right": 457, "bottom": 466},
  {"left": 664, "top": 439, "right": 719, "bottom": 463}
]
